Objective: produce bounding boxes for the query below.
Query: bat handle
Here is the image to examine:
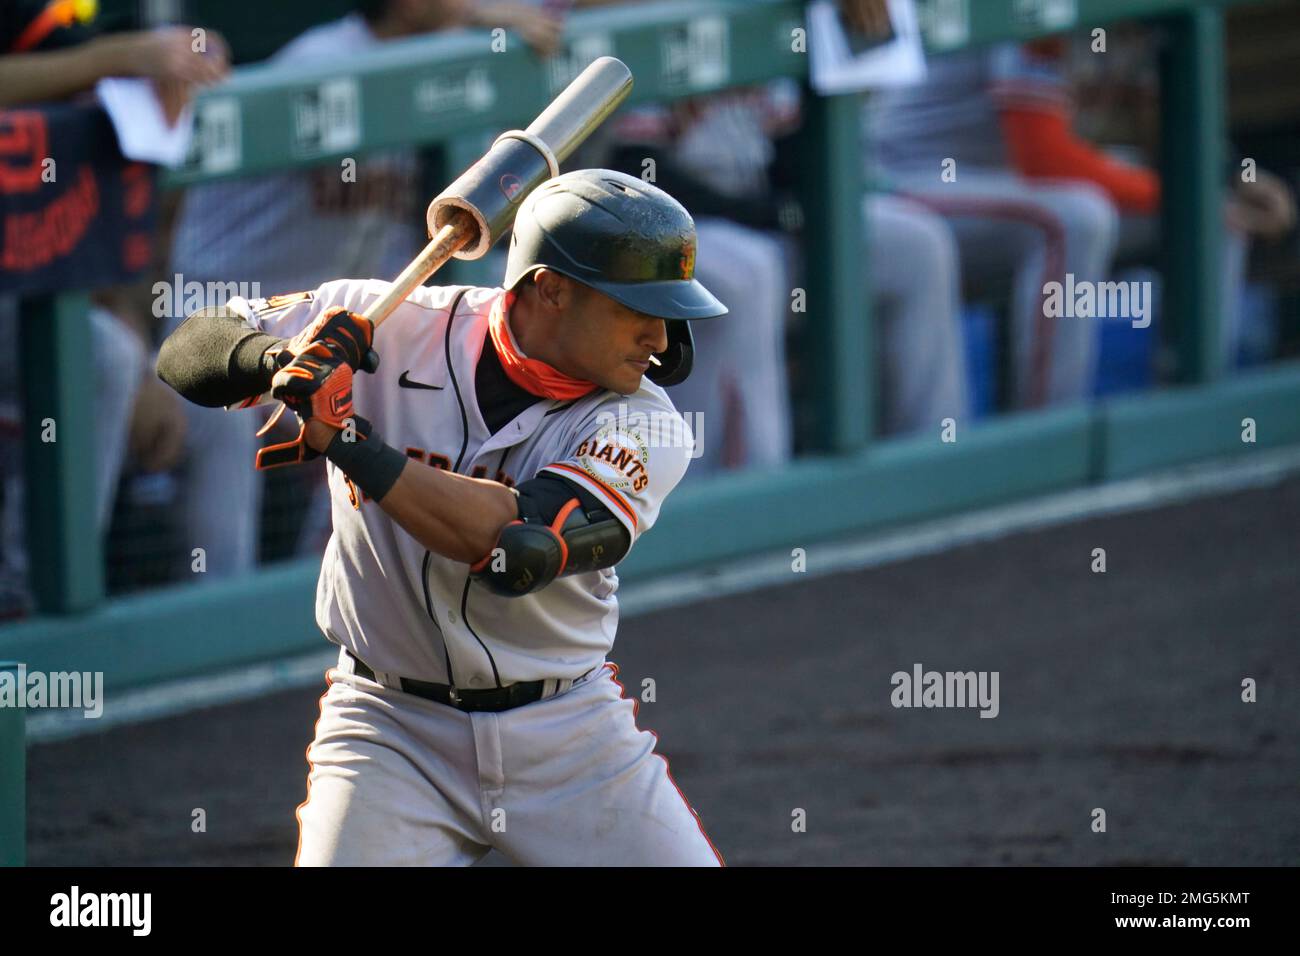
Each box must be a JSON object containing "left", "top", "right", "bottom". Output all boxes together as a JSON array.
[{"left": 361, "top": 210, "right": 475, "bottom": 328}]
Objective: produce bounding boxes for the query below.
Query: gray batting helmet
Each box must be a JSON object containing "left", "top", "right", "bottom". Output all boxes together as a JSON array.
[{"left": 503, "top": 168, "right": 727, "bottom": 386}]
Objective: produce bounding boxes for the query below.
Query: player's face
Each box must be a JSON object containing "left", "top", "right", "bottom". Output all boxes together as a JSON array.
[{"left": 560, "top": 284, "right": 670, "bottom": 396}]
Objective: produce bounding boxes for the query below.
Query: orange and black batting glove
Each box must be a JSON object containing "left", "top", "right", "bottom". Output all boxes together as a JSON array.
[
  {"left": 266, "top": 306, "right": 379, "bottom": 375},
  {"left": 256, "top": 339, "right": 359, "bottom": 470},
  {"left": 256, "top": 308, "right": 377, "bottom": 469}
]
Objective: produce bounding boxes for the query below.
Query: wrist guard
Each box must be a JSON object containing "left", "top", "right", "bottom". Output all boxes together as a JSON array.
[{"left": 322, "top": 415, "right": 408, "bottom": 502}]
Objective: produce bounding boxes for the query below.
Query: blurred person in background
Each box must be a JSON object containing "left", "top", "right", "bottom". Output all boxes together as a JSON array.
[
  {"left": 871, "top": 30, "right": 1296, "bottom": 408},
  {"left": 863, "top": 193, "right": 968, "bottom": 434},
  {"left": 1059, "top": 29, "right": 1295, "bottom": 369},
  {"left": 0, "top": 0, "right": 228, "bottom": 114},
  {"left": 166, "top": 0, "right": 568, "bottom": 576},
  {"left": 0, "top": 0, "right": 226, "bottom": 617},
  {"left": 868, "top": 39, "right": 1121, "bottom": 409}
]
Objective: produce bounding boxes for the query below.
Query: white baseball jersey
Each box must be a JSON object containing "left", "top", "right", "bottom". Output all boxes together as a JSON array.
[{"left": 233, "top": 278, "right": 693, "bottom": 689}]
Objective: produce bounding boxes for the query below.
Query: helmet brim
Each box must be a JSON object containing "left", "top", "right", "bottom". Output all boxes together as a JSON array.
[{"left": 589, "top": 277, "right": 729, "bottom": 321}]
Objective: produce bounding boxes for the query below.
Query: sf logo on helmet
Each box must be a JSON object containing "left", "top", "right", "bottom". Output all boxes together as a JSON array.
[
  {"left": 499, "top": 174, "right": 524, "bottom": 201},
  {"left": 679, "top": 242, "right": 695, "bottom": 280}
]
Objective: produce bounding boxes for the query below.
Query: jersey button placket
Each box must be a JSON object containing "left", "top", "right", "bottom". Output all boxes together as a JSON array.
[{"left": 471, "top": 712, "right": 506, "bottom": 845}]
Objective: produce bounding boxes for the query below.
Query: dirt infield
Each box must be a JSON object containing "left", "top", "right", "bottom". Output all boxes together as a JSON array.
[{"left": 26, "top": 475, "right": 1300, "bottom": 865}]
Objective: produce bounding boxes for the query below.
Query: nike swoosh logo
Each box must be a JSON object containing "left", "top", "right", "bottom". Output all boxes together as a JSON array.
[{"left": 398, "top": 370, "right": 443, "bottom": 390}]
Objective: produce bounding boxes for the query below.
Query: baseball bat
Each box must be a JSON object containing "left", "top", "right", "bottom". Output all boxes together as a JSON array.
[
  {"left": 234, "top": 56, "right": 634, "bottom": 413},
  {"left": 364, "top": 54, "right": 634, "bottom": 328}
]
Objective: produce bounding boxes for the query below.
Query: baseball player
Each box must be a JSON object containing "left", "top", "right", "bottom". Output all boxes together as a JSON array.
[{"left": 156, "top": 169, "right": 726, "bottom": 866}]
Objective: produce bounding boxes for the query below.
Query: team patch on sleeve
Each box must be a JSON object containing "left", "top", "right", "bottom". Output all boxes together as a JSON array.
[
  {"left": 572, "top": 425, "right": 651, "bottom": 494},
  {"left": 540, "top": 421, "right": 655, "bottom": 533},
  {"left": 244, "top": 291, "right": 315, "bottom": 317},
  {"left": 261, "top": 291, "right": 314, "bottom": 313}
]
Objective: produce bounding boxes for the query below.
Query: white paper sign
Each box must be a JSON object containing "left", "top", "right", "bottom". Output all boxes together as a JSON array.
[
  {"left": 808, "top": 0, "right": 927, "bottom": 95},
  {"left": 95, "top": 77, "right": 197, "bottom": 168}
]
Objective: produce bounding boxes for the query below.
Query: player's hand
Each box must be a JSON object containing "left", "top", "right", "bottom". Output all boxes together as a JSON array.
[
  {"left": 272, "top": 307, "right": 379, "bottom": 374},
  {"left": 93, "top": 26, "right": 231, "bottom": 87},
  {"left": 272, "top": 351, "right": 355, "bottom": 427},
  {"left": 303, "top": 418, "right": 342, "bottom": 454},
  {"left": 1226, "top": 169, "right": 1296, "bottom": 240},
  {"left": 255, "top": 308, "right": 377, "bottom": 469},
  {"left": 473, "top": 2, "right": 564, "bottom": 58},
  {"left": 255, "top": 341, "right": 358, "bottom": 468}
]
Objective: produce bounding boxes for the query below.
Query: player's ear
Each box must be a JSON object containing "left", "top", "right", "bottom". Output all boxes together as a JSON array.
[
  {"left": 532, "top": 269, "right": 587, "bottom": 315},
  {"left": 531, "top": 269, "right": 565, "bottom": 312}
]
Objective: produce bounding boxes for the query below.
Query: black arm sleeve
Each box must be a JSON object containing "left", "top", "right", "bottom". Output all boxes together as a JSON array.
[{"left": 155, "top": 308, "right": 286, "bottom": 408}]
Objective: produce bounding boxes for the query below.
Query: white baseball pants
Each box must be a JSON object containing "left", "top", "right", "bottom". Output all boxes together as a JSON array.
[{"left": 295, "top": 652, "right": 724, "bottom": 867}]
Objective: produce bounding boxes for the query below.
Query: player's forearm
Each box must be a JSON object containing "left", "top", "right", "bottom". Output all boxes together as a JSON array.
[
  {"left": 374, "top": 460, "right": 520, "bottom": 564},
  {"left": 466, "top": 3, "right": 538, "bottom": 27},
  {"left": 999, "top": 108, "right": 1160, "bottom": 213},
  {"left": 0, "top": 39, "right": 126, "bottom": 107},
  {"left": 312, "top": 418, "right": 518, "bottom": 563}
]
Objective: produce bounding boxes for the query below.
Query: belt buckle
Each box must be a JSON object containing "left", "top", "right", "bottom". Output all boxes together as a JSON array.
[{"left": 448, "top": 685, "right": 461, "bottom": 707}]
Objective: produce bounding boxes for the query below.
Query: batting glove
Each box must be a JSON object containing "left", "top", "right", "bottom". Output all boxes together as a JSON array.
[
  {"left": 268, "top": 307, "right": 379, "bottom": 374},
  {"left": 255, "top": 308, "right": 377, "bottom": 469},
  {"left": 256, "top": 342, "right": 359, "bottom": 470}
]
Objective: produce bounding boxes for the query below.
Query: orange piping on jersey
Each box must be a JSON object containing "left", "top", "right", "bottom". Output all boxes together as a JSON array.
[
  {"left": 605, "top": 662, "right": 726, "bottom": 866},
  {"left": 294, "top": 669, "right": 334, "bottom": 867},
  {"left": 488, "top": 290, "right": 601, "bottom": 401},
  {"left": 542, "top": 462, "right": 638, "bottom": 531}
]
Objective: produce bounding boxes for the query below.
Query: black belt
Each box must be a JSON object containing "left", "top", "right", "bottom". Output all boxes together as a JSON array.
[{"left": 346, "top": 652, "right": 586, "bottom": 713}]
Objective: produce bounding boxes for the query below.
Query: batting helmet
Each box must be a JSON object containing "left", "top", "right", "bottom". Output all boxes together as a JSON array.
[{"left": 503, "top": 168, "right": 727, "bottom": 387}]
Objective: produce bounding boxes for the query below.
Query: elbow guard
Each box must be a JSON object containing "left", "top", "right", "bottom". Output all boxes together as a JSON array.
[{"left": 469, "top": 474, "right": 631, "bottom": 597}]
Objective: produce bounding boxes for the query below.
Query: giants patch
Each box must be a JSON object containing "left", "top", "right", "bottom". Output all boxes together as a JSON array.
[
  {"left": 256, "top": 291, "right": 314, "bottom": 313},
  {"left": 265, "top": 290, "right": 313, "bottom": 308},
  {"left": 574, "top": 426, "right": 650, "bottom": 494}
]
